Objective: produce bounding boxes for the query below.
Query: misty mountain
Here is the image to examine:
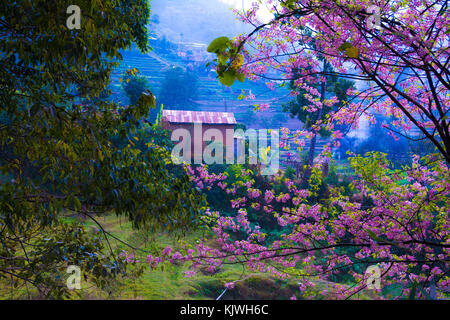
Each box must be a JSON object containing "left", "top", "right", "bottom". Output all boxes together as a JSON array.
[{"left": 150, "top": 0, "right": 252, "bottom": 45}]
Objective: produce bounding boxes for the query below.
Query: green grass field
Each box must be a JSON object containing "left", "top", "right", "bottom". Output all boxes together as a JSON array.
[{"left": 1, "top": 214, "right": 376, "bottom": 300}]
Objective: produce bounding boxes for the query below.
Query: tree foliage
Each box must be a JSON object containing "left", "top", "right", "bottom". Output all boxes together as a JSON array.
[
  {"left": 0, "top": 0, "right": 205, "bottom": 297},
  {"left": 158, "top": 67, "right": 199, "bottom": 108},
  {"left": 121, "top": 68, "right": 151, "bottom": 106},
  {"left": 143, "top": 153, "right": 449, "bottom": 299},
  {"left": 283, "top": 69, "right": 355, "bottom": 138}
]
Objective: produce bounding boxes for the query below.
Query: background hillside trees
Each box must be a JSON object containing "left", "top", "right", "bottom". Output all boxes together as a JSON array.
[{"left": 158, "top": 67, "right": 199, "bottom": 108}]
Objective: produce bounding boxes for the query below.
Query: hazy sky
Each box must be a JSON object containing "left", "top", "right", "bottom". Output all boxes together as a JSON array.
[
  {"left": 219, "top": 0, "right": 252, "bottom": 9},
  {"left": 219, "top": 0, "right": 274, "bottom": 22}
]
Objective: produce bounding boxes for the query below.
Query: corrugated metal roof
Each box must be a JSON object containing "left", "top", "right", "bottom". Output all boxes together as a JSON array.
[{"left": 162, "top": 110, "right": 236, "bottom": 125}]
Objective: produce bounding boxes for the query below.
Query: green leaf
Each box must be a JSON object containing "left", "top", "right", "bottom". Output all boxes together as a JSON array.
[
  {"left": 281, "top": 0, "right": 296, "bottom": 10},
  {"left": 73, "top": 197, "right": 81, "bottom": 211},
  {"left": 218, "top": 52, "right": 229, "bottom": 64},
  {"left": 207, "top": 36, "right": 230, "bottom": 53},
  {"left": 98, "top": 149, "right": 104, "bottom": 162},
  {"left": 345, "top": 46, "right": 360, "bottom": 58},
  {"left": 367, "top": 230, "right": 386, "bottom": 243},
  {"left": 237, "top": 72, "right": 245, "bottom": 83},
  {"left": 137, "top": 90, "right": 156, "bottom": 108},
  {"left": 338, "top": 42, "right": 352, "bottom": 51},
  {"left": 219, "top": 70, "right": 236, "bottom": 86}
]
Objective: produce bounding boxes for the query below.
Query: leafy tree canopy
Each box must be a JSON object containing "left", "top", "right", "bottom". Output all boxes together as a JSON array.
[
  {"left": 0, "top": 0, "right": 205, "bottom": 297},
  {"left": 158, "top": 67, "right": 199, "bottom": 108}
]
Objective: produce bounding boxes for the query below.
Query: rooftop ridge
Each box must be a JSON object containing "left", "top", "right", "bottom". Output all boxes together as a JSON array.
[{"left": 162, "top": 109, "right": 237, "bottom": 125}]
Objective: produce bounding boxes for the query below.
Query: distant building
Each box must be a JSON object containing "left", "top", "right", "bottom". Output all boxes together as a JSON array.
[{"left": 161, "top": 110, "right": 237, "bottom": 161}]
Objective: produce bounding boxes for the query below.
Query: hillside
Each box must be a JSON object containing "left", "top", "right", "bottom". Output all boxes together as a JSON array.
[{"left": 107, "top": 1, "right": 333, "bottom": 164}]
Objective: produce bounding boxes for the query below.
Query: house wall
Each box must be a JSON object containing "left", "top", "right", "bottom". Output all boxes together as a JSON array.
[{"left": 166, "top": 122, "right": 235, "bottom": 162}]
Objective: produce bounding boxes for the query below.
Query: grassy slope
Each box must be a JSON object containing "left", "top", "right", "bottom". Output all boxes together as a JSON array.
[
  {"left": 74, "top": 215, "right": 304, "bottom": 300},
  {"left": 0, "top": 214, "right": 376, "bottom": 300}
]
